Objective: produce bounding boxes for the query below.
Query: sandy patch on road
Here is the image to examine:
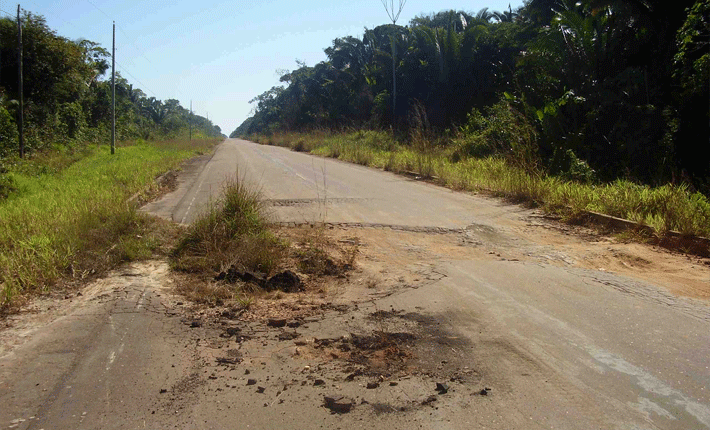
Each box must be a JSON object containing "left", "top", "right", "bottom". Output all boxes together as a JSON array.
[{"left": 510, "top": 214, "right": 710, "bottom": 300}]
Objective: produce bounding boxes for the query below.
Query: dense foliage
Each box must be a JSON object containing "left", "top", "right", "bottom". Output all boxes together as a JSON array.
[
  {"left": 234, "top": 0, "right": 709, "bottom": 193},
  {"left": 0, "top": 11, "right": 223, "bottom": 160}
]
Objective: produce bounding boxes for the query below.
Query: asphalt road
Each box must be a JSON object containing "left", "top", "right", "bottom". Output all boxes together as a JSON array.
[
  {"left": 157, "top": 138, "right": 710, "bottom": 428},
  {"left": 2, "top": 138, "right": 709, "bottom": 429}
]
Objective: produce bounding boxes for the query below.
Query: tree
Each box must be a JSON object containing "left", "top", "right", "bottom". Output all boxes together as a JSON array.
[
  {"left": 672, "top": 0, "right": 710, "bottom": 190},
  {"left": 379, "top": 0, "right": 407, "bottom": 127}
]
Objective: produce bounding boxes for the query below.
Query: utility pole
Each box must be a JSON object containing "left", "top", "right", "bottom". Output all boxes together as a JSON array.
[
  {"left": 17, "top": 5, "right": 23, "bottom": 158},
  {"left": 189, "top": 100, "right": 192, "bottom": 141},
  {"left": 111, "top": 21, "right": 115, "bottom": 155}
]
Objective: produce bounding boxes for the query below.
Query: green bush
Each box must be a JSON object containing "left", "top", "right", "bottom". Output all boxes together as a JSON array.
[
  {"left": 0, "top": 105, "right": 18, "bottom": 157},
  {"left": 453, "top": 102, "right": 539, "bottom": 171},
  {"left": 550, "top": 148, "right": 596, "bottom": 183},
  {"left": 0, "top": 164, "right": 14, "bottom": 200}
]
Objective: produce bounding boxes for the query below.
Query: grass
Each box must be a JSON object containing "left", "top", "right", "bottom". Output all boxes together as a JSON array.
[
  {"left": 0, "top": 138, "right": 219, "bottom": 310},
  {"left": 248, "top": 130, "right": 710, "bottom": 241},
  {"left": 169, "top": 172, "right": 360, "bottom": 306},
  {"left": 170, "top": 174, "right": 286, "bottom": 277}
]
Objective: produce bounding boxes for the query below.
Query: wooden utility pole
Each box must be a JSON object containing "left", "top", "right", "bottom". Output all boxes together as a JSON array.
[
  {"left": 189, "top": 100, "right": 192, "bottom": 141},
  {"left": 17, "top": 5, "right": 23, "bottom": 158},
  {"left": 111, "top": 21, "right": 115, "bottom": 154}
]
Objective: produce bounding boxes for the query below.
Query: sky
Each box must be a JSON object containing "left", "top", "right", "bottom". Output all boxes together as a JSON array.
[{"left": 0, "top": 0, "right": 524, "bottom": 135}]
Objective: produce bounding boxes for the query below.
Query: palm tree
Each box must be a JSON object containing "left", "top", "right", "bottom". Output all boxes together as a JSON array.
[
  {"left": 475, "top": 8, "right": 495, "bottom": 23},
  {"left": 492, "top": 5, "right": 518, "bottom": 23},
  {"left": 379, "top": 0, "right": 407, "bottom": 126}
]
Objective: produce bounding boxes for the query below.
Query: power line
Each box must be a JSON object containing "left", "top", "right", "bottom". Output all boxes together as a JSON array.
[
  {"left": 116, "top": 25, "right": 155, "bottom": 67},
  {"left": 76, "top": 0, "right": 186, "bottom": 100},
  {"left": 8, "top": 1, "right": 191, "bottom": 109},
  {"left": 83, "top": 0, "right": 111, "bottom": 20},
  {"left": 114, "top": 61, "right": 157, "bottom": 97},
  {"left": 78, "top": 0, "right": 156, "bottom": 72}
]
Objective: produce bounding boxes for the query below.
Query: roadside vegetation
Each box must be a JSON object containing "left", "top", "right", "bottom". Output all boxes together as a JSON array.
[
  {"left": 0, "top": 138, "right": 218, "bottom": 310},
  {"left": 0, "top": 11, "right": 224, "bottom": 200},
  {"left": 0, "top": 10, "right": 227, "bottom": 311},
  {"left": 234, "top": 1, "right": 708, "bottom": 193},
  {"left": 233, "top": 0, "right": 710, "bottom": 244},
  {"left": 249, "top": 130, "right": 710, "bottom": 241},
  {"left": 171, "top": 176, "right": 286, "bottom": 278}
]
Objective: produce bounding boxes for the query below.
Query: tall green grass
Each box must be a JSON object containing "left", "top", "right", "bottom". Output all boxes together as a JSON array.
[
  {"left": 0, "top": 139, "right": 217, "bottom": 309},
  {"left": 250, "top": 131, "right": 710, "bottom": 239}
]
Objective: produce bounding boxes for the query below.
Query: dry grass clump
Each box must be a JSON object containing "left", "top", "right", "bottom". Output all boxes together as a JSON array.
[
  {"left": 169, "top": 176, "right": 362, "bottom": 307},
  {"left": 170, "top": 176, "right": 286, "bottom": 277}
]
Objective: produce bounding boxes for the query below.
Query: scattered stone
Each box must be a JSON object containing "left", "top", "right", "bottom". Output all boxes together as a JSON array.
[
  {"left": 479, "top": 387, "right": 491, "bottom": 396},
  {"left": 216, "top": 267, "right": 267, "bottom": 286},
  {"left": 436, "top": 382, "right": 449, "bottom": 394},
  {"left": 421, "top": 395, "right": 437, "bottom": 405},
  {"left": 257, "top": 386, "right": 266, "bottom": 393},
  {"left": 245, "top": 369, "right": 250, "bottom": 375},
  {"left": 389, "top": 381, "right": 398, "bottom": 386},
  {"left": 189, "top": 321, "right": 201, "bottom": 328},
  {"left": 278, "top": 331, "right": 299, "bottom": 341},
  {"left": 221, "top": 327, "right": 241, "bottom": 337},
  {"left": 287, "top": 320, "right": 301, "bottom": 328},
  {"left": 345, "top": 370, "right": 363, "bottom": 381},
  {"left": 247, "top": 379, "right": 257, "bottom": 386},
  {"left": 159, "top": 389, "right": 167, "bottom": 394},
  {"left": 366, "top": 382, "right": 380, "bottom": 389},
  {"left": 324, "top": 395, "right": 354, "bottom": 413},
  {"left": 216, "top": 357, "right": 240, "bottom": 365},
  {"left": 265, "top": 270, "right": 302, "bottom": 292},
  {"left": 267, "top": 318, "right": 287, "bottom": 328},
  {"left": 314, "top": 379, "right": 325, "bottom": 386}
]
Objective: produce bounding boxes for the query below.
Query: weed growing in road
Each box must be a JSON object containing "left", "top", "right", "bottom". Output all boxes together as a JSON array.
[
  {"left": 0, "top": 139, "right": 217, "bottom": 311},
  {"left": 170, "top": 175, "right": 286, "bottom": 277},
  {"left": 169, "top": 170, "right": 360, "bottom": 306}
]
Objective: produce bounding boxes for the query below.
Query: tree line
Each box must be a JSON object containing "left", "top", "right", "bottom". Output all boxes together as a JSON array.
[
  {"left": 0, "top": 11, "right": 223, "bottom": 160},
  {"left": 233, "top": 0, "right": 709, "bottom": 193}
]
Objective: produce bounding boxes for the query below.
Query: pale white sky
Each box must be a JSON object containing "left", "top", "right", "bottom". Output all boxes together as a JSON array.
[{"left": 0, "top": 0, "right": 524, "bottom": 135}]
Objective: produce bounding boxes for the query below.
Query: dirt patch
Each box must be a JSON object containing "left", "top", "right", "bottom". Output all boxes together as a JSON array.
[
  {"left": 131, "top": 170, "right": 180, "bottom": 207},
  {"left": 310, "top": 331, "right": 416, "bottom": 375},
  {"left": 517, "top": 213, "right": 710, "bottom": 300}
]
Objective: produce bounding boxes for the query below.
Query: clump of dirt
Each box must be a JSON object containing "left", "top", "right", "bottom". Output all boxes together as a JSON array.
[
  {"left": 238, "top": 299, "right": 348, "bottom": 323},
  {"left": 170, "top": 224, "right": 360, "bottom": 311},
  {"left": 309, "top": 331, "right": 416, "bottom": 375},
  {"left": 289, "top": 228, "right": 358, "bottom": 277},
  {"left": 296, "top": 246, "right": 343, "bottom": 276}
]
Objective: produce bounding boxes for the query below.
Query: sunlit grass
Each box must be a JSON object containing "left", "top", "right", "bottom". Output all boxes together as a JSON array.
[
  {"left": 250, "top": 131, "right": 710, "bottom": 239},
  {"left": 0, "top": 139, "right": 217, "bottom": 309}
]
